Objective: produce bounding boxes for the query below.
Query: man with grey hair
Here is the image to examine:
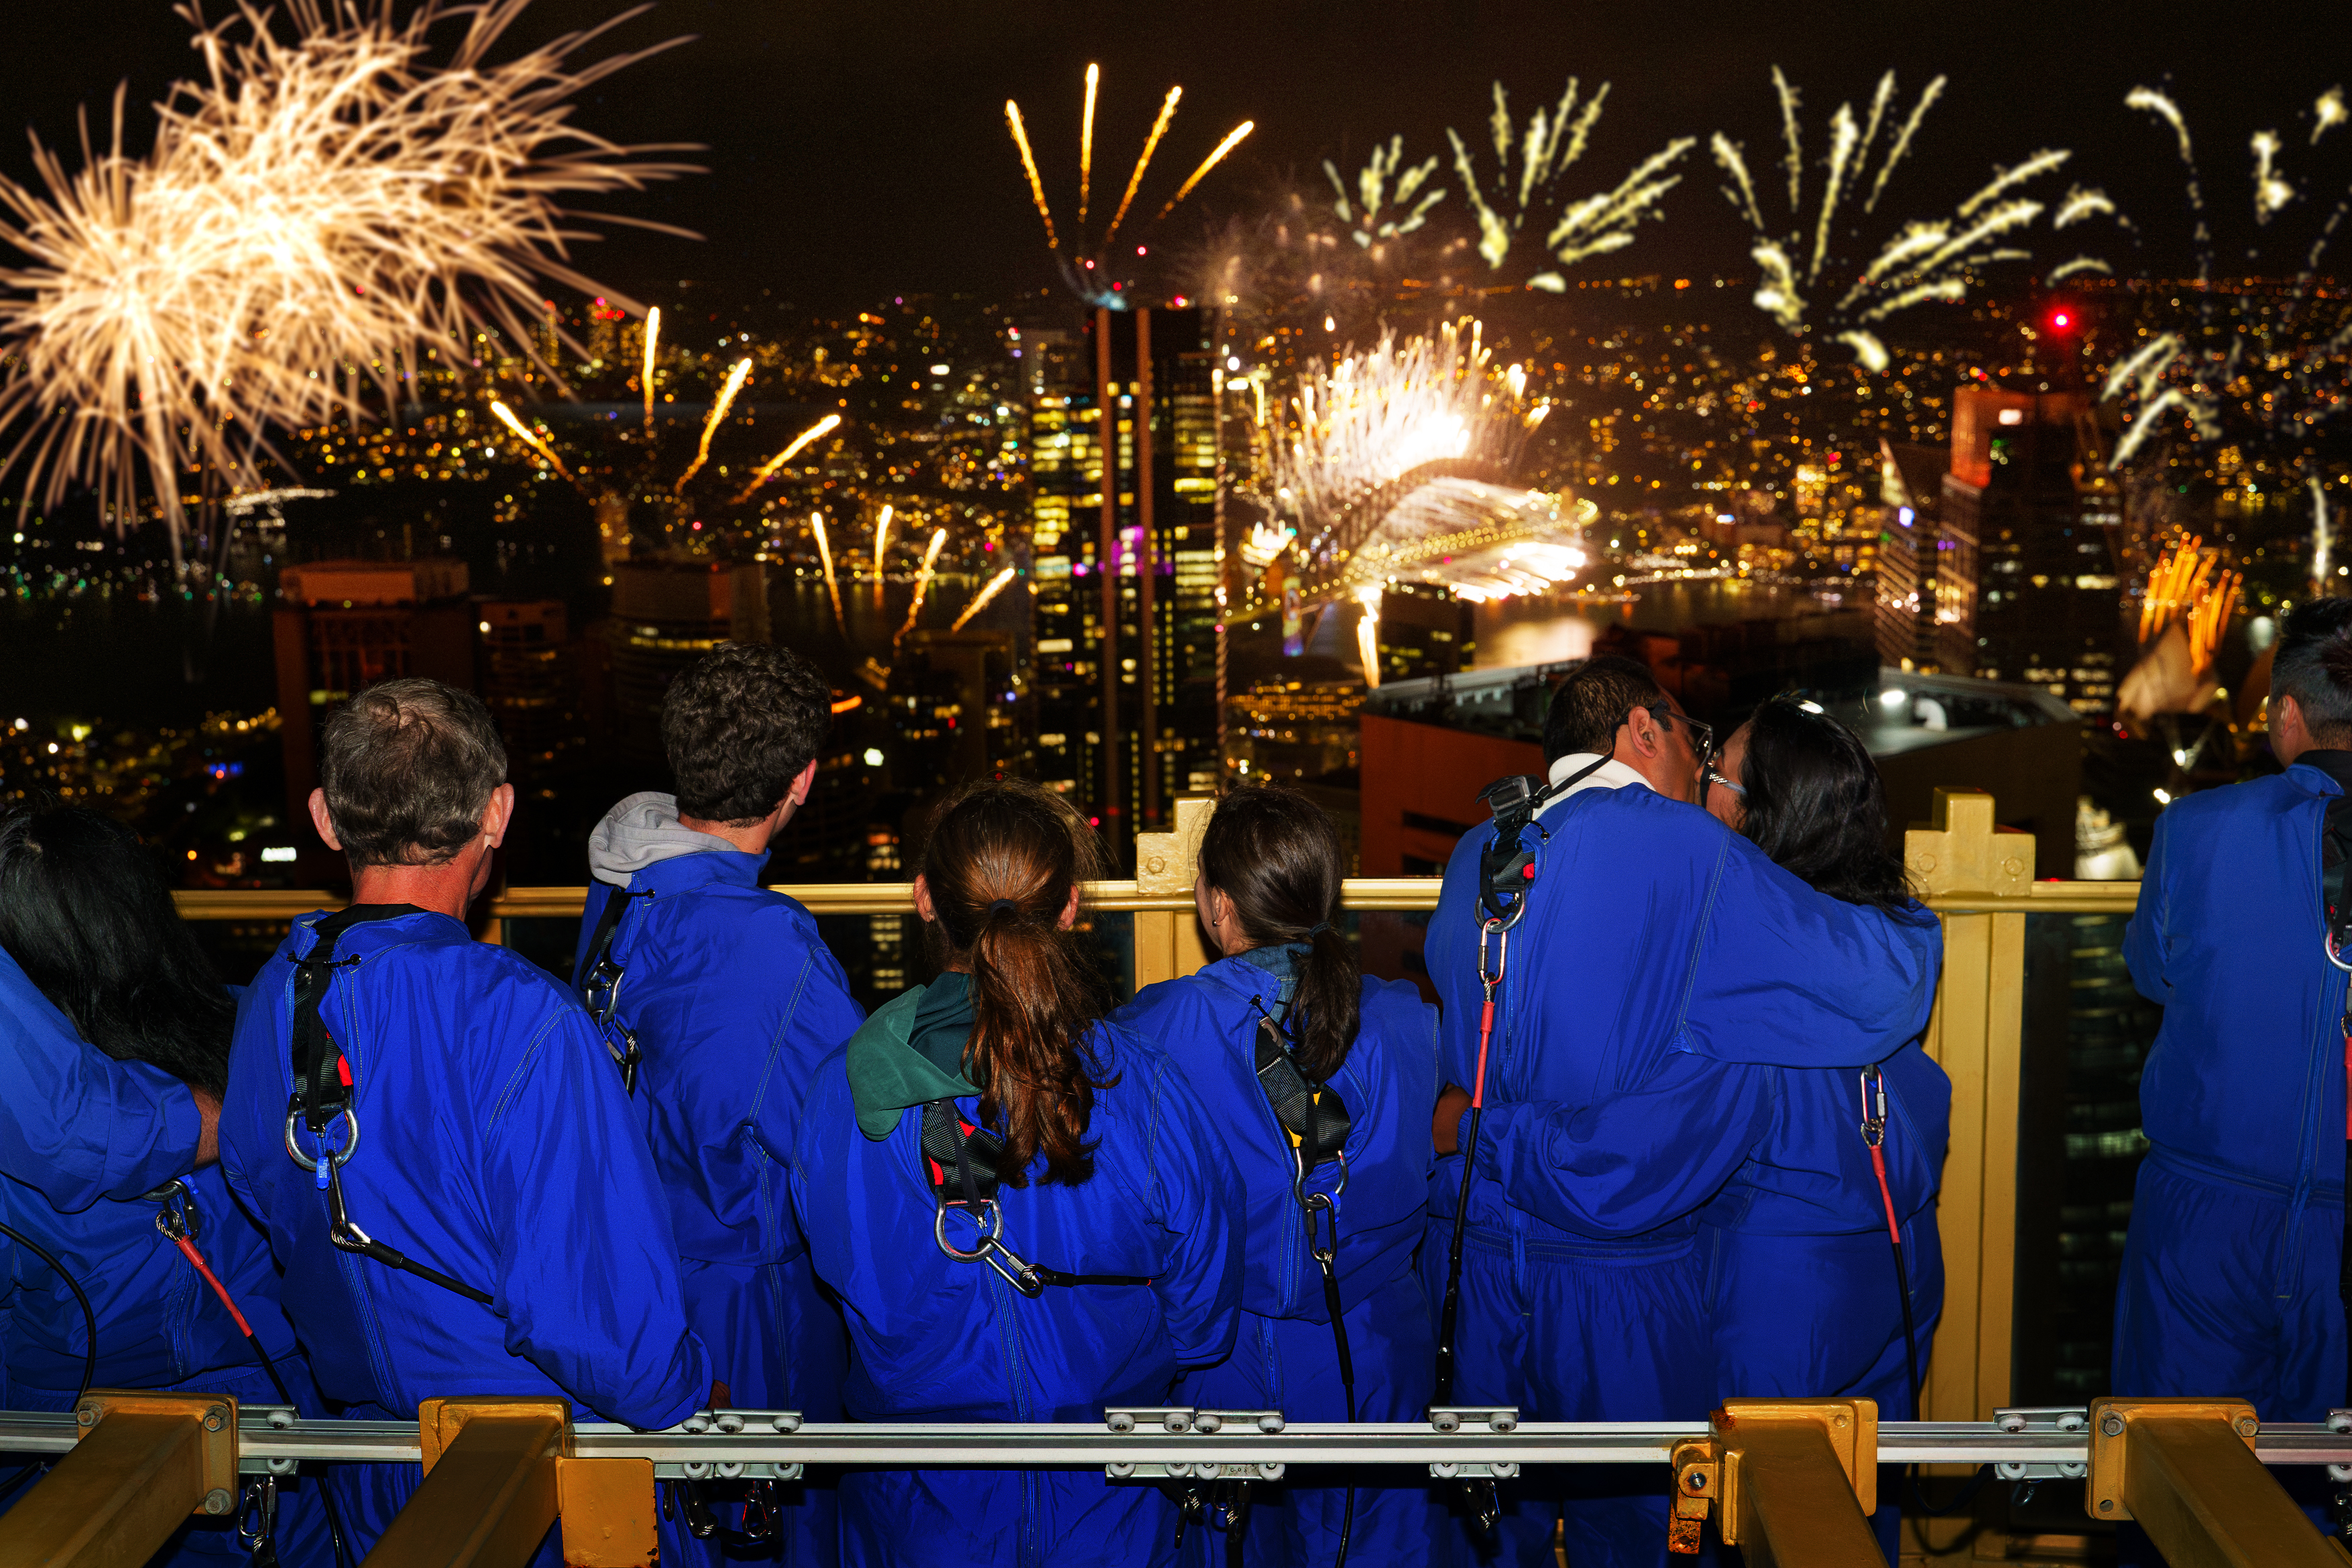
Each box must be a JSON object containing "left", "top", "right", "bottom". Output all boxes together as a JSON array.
[
  {"left": 219, "top": 677, "right": 713, "bottom": 1566},
  {"left": 2117, "top": 596, "right": 2352, "bottom": 1541}
]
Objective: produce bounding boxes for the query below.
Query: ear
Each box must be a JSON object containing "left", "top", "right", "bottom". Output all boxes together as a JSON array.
[
  {"left": 1058, "top": 884, "right": 1082, "bottom": 931},
  {"left": 479, "top": 783, "right": 516, "bottom": 849},
  {"left": 788, "top": 758, "right": 818, "bottom": 809},
  {"left": 307, "top": 788, "right": 343, "bottom": 853},
  {"left": 912, "top": 873, "right": 939, "bottom": 926},
  {"left": 1622, "top": 705, "right": 1665, "bottom": 760}
]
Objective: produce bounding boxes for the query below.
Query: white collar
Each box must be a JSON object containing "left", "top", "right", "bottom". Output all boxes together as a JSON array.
[{"left": 1539, "top": 751, "right": 1652, "bottom": 815}]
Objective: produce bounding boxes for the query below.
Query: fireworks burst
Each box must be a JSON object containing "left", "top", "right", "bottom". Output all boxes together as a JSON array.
[
  {"left": 949, "top": 566, "right": 1018, "bottom": 632},
  {"left": 489, "top": 399, "right": 582, "bottom": 489},
  {"left": 0, "top": 0, "right": 695, "bottom": 548},
  {"left": 1326, "top": 137, "right": 1448, "bottom": 251},
  {"left": 640, "top": 305, "right": 662, "bottom": 428},
  {"left": 873, "top": 502, "right": 893, "bottom": 568},
  {"left": 810, "top": 510, "right": 846, "bottom": 638},
  {"left": 896, "top": 526, "right": 949, "bottom": 647},
  {"left": 2102, "top": 84, "right": 2352, "bottom": 479},
  {"left": 1002, "top": 65, "right": 1252, "bottom": 305},
  {"left": 1710, "top": 69, "right": 2100, "bottom": 371},
  {"left": 1271, "top": 320, "right": 1579, "bottom": 605},
  {"left": 1444, "top": 78, "right": 1695, "bottom": 289},
  {"left": 731, "top": 412, "right": 842, "bottom": 504},
  {"left": 674, "top": 356, "right": 752, "bottom": 491}
]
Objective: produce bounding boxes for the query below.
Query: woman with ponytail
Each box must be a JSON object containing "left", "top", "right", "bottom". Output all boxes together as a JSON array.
[
  {"left": 789, "top": 780, "right": 1243, "bottom": 1567},
  {"left": 1118, "top": 785, "right": 1442, "bottom": 1567}
]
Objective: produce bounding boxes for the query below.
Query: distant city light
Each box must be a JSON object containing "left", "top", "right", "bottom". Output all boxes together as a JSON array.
[
  {"left": 929, "top": 363, "right": 950, "bottom": 375},
  {"left": 2153, "top": 788, "right": 2173, "bottom": 804},
  {"left": 261, "top": 846, "right": 298, "bottom": 863},
  {"left": 863, "top": 747, "right": 885, "bottom": 766}
]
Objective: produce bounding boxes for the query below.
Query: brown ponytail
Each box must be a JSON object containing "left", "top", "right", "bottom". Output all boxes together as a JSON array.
[
  {"left": 1197, "top": 784, "right": 1360, "bottom": 1083},
  {"left": 918, "top": 780, "right": 1114, "bottom": 1187}
]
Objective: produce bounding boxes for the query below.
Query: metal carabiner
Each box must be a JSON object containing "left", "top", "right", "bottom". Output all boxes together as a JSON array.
[
  {"left": 284, "top": 1103, "right": 361, "bottom": 1181},
  {"left": 152, "top": 1181, "right": 201, "bottom": 1244},
  {"left": 1857, "top": 1066, "right": 1888, "bottom": 1148},
  {"left": 238, "top": 1473, "right": 279, "bottom": 1557},
  {"left": 933, "top": 1197, "right": 1004, "bottom": 1263},
  {"left": 1478, "top": 917, "right": 1511, "bottom": 996},
  {"left": 2329, "top": 922, "right": 2352, "bottom": 975}
]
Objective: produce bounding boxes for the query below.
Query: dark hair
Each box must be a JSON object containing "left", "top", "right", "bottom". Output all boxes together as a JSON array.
[
  {"left": 663, "top": 642, "right": 835, "bottom": 824},
  {"left": 318, "top": 677, "right": 507, "bottom": 867},
  {"left": 1734, "top": 696, "right": 1913, "bottom": 912},
  {"left": 2273, "top": 598, "right": 2352, "bottom": 746},
  {"left": 0, "top": 805, "right": 234, "bottom": 1094},
  {"left": 1198, "top": 786, "right": 1359, "bottom": 1083},
  {"left": 1542, "top": 654, "right": 1667, "bottom": 764},
  {"left": 919, "top": 780, "right": 1114, "bottom": 1187}
]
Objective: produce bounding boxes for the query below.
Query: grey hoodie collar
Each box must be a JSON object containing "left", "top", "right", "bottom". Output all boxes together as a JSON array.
[{"left": 587, "top": 792, "right": 743, "bottom": 887}]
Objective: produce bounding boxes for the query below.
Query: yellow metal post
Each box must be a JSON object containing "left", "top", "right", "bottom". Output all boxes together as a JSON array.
[
  {"left": 0, "top": 1390, "right": 239, "bottom": 1568},
  {"left": 1669, "top": 1398, "right": 1885, "bottom": 1566},
  {"left": 363, "top": 1397, "right": 568, "bottom": 1568},
  {"left": 1903, "top": 789, "right": 2032, "bottom": 1424},
  {"left": 554, "top": 1457, "right": 658, "bottom": 1568},
  {"left": 1134, "top": 796, "right": 1214, "bottom": 987},
  {"left": 2085, "top": 1397, "right": 2343, "bottom": 1567}
]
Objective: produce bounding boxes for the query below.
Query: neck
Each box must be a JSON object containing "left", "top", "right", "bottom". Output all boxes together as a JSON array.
[
  {"left": 347, "top": 853, "right": 485, "bottom": 922},
  {"left": 676, "top": 812, "right": 776, "bottom": 857}
]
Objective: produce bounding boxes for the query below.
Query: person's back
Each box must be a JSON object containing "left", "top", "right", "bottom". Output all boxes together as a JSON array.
[
  {"left": 1116, "top": 785, "right": 1440, "bottom": 1567},
  {"left": 1422, "top": 658, "right": 1942, "bottom": 1566},
  {"left": 1688, "top": 697, "right": 1949, "bottom": 1562},
  {"left": 2115, "top": 599, "right": 2352, "bottom": 1514},
  {"left": 572, "top": 644, "right": 864, "bottom": 1561},
  {"left": 789, "top": 781, "right": 1242, "bottom": 1567},
  {"left": 218, "top": 678, "right": 711, "bottom": 1567},
  {"left": 0, "top": 805, "right": 333, "bottom": 1567}
]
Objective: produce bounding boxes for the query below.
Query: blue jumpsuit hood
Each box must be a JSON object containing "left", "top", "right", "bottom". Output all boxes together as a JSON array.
[
  {"left": 221, "top": 907, "right": 711, "bottom": 1565},
  {"left": 790, "top": 993, "right": 1243, "bottom": 1565}
]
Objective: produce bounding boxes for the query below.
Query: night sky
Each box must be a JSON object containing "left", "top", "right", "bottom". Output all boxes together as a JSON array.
[{"left": 5, "top": 1, "right": 2343, "bottom": 313}]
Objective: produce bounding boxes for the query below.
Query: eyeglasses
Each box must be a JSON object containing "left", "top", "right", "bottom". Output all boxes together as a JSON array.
[
  {"left": 1643, "top": 704, "right": 1714, "bottom": 770},
  {"left": 1704, "top": 768, "right": 1747, "bottom": 799}
]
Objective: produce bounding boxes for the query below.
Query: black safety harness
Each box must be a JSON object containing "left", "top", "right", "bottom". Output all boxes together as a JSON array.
[
  {"left": 284, "top": 905, "right": 493, "bottom": 1306},
  {"left": 921, "top": 1100, "right": 1151, "bottom": 1298},
  {"left": 575, "top": 886, "right": 654, "bottom": 1093}
]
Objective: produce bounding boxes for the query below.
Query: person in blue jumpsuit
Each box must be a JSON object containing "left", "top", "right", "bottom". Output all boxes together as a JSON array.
[
  {"left": 2116, "top": 598, "right": 2352, "bottom": 1541},
  {"left": 575, "top": 643, "right": 865, "bottom": 1564},
  {"left": 790, "top": 780, "right": 1243, "bottom": 1568},
  {"left": 1696, "top": 697, "right": 1949, "bottom": 1563},
  {"left": 1422, "top": 657, "right": 1944, "bottom": 1567},
  {"left": 1118, "top": 785, "right": 1442, "bottom": 1567},
  {"left": 0, "top": 804, "right": 334, "bottom": 1565},
  {"left": 220, "top": 679, "right": 713, "bottom": 1567}
]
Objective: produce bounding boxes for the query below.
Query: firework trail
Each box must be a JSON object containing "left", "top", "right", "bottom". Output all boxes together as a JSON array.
[
  {"left": 489, "top": 399, "right": 583, "bottom": 490},
  {"left": 1326, "top": 137, "right": 1446, "bottom": 248},
  {"left": 641, "top": 306, "right": 661, "bottom": 428},
  {"left": 673, "top": 355, "right": 751, "bottom": 491},
  {"left": 810, "top": 510, "right": 847, "bottom": 638},
  {"left": 731, "top": 411, "right": 841, "bottom": 503},
  {"left": 1441, "top": 77, "right": 1694, "bottom": 288},
  {"left": 1709, "top": 69, "right": 2102, "bottom": 371},
  {"left": 896, "top": 526, "right": 949, "bottom": 647},
  {"left": 874, "top": 502, "right": 893, "bottom": 567},
  {"left": 2315, "top": 480, "right": 2335, "bottom": 592},
  {"left": 0, "top": 0, "right": 697, "bottom": 548},
  {"left": 2103, "top": 85, "right": 2352, "bottom": 481},
  {"left": 1002, "top": 67, "right": 1252, "bottom": 303},
  {"left": 950, "top": 566, "right": 1018, "bottom": 631}
]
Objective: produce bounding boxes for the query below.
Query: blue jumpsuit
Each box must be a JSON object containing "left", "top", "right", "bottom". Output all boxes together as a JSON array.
[
  {"left": 0, "top": 947, "right": 202, "bottom": 1208},
  {"left": 2115, "top": 762, "right": 2350, "bottom": 1536},
  {"left": 1119, "top": 949, "right": 1443, "bottom": 1567},
  {"left": 575, "top": 842, "right": 866, "bottom": 1565},
  {"left": 221, "top": 908, "right": 714, "bottom": 1567},
  {"left": 1, "top": 1167, "right": 335, "bottom": 1565},
  {"left": 789, "top": 982, "right": 1244, "bottom": 1567},
  {"left": 1424, "top": 779, "right": 1943, "bottom": 1567},
  {"left": 1700, "top": 1006, "right": 1948, "bottom": 1563}
]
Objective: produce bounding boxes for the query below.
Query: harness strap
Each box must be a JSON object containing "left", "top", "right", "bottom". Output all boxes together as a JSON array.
[
  {"left": 918, "top": 1099, "right": 1149, "bottom": 1292},
  {"left": 1251, "top": 1016, "right": 1352, "bottom": 1171},
  {"left": 575, "top": 886, "right": 652, "bottom": 1093}
]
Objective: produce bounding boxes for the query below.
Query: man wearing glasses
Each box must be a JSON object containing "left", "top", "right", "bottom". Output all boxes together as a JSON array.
[{"left": 1423, "top": 654, "right": 1941, "bottom": 1567}]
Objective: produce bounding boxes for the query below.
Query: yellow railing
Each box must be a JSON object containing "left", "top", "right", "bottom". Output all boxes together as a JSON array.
[{"left": 170, "top": 790, "right": 2135, "bottom": 1453}]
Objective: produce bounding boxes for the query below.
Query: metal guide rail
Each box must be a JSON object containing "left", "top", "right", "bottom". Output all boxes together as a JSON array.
[{"left": 9, "top": 1404, "right": 2352, "bottom": 1474}]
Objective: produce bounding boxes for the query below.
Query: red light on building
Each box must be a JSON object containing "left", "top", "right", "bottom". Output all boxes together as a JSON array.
[{"left": 2048, "top": 308, "right": 2073, "bottom": 331}]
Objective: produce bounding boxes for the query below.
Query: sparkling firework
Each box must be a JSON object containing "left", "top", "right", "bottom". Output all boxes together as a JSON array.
[
  {"left": 810, "top": 510, "right": 846, "bottom": 638},
  {"left": 0, "top": 0, "right": 695, "bottom": 546},
  {"left": 1445, "top": 78, "right": 1695, "bottom": 288},
  {"left": 731, "top": 412, "right": 842, "bottom": 504},
  {"left": 1271, "top": 320, "right": 1580, "bottom": 605},
  {"left": 1002, "top": 66, "right": 1252, "bottom": 304},
  {"left": 489, "top": 399, "right": 581, "bottom": 489},
  {"left": 949, "top": 566, "right": 1018, "bottom": 632},
  {"left": 2102, "top": 86, "right": 2352, "bottom": 485},
  {"left": 1326, "top": 137, "right": 1447, "bottom": 249},
  {"left": 874, "top": 502, "right": 893, "bottom": 566},
  {"left": 641, "top": 306, "right": 661, "bottom": 428},
  {"left": 674, "top": 356, "right": 752, "bottom": 492},
  {"left": 1710, "top": 69, "right": 2100, "bottom": 371},
  {"left": 896, "top": 526, "right": 949, "bottom": 647}
]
